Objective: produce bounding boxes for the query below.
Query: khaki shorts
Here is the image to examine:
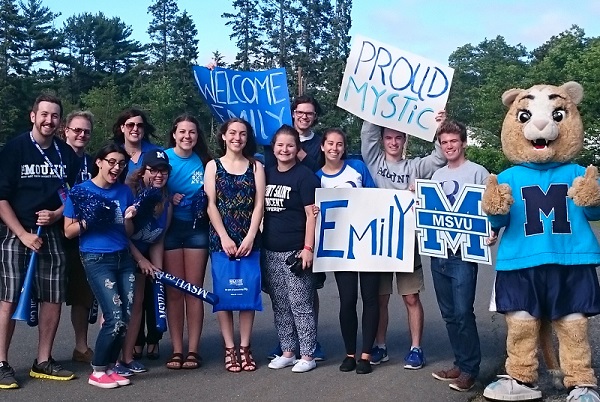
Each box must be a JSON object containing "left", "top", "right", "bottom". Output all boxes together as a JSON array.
[{"left": 379, "top": 252, "right": 424, "bottom": 296}]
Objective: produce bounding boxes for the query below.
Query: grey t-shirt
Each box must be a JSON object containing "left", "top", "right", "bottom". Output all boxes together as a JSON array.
[
  {"left": 431, "top": 160, "right": 489, "bottom": 205},
  {"left": 360, "top": 121, "right": 446, "bottom": 190}
]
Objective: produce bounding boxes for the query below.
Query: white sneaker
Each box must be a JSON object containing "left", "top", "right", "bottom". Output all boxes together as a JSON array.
[
  {"left": 291, "top": 359, "right": 316, "bottom": 373},
  {"left": 567, "top": 387, "right": 600, "bottom": 402},
  {"left": 483, "top": 375, "right": 542, "bottom": 401},
  {"left": 268, "top": 355, "right": 295, "bottom": 369}
]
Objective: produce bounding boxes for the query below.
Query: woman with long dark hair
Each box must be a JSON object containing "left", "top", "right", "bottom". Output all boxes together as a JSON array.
[
  {"left": 112, "top": 108, "right": 161, "bottom": 179},
  {"left": 162, "top": 114, "right": 212, "bottom": 370},
  {"left": 205, "top": 118, "right": 265, "bottom": 372},
  {"left": 316, "top": 128, "right": 379, "bottom": 374},
  {"left": 64, "top": 143, "right": 137, "bottom": 388}
]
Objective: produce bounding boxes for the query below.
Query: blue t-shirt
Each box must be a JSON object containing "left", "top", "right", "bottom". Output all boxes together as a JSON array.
[
  {"left": 123, "top": 141, "right": 162, "bottom": 180},
  {"left": 131, "top": 201, "right": 169, "bottom": 254},
  {"left": 488, "top": 162, "right": 600, "bottom": 270},
  {"left": 165, "top": 148, "right": 205, "bottom": 221},
  {"left": 316, "top": 159, "right": 376, "bottom": 189},
  {"left": 64, "top": 180, "right": 134, "bottom": 253}
]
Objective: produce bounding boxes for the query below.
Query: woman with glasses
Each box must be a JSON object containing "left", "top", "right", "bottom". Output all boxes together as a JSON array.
[
  {"left": 111, "top": 108, "right": 161, "bottom": 179},
  {"left": 64, "top": 143, "right": 137, "bottom": 389},
  {"left": 61, "top": 111, "right": 97, "bottom": 365},
  {"left": 112, "top": 151, "right": 173, "bottom": 376},
  {"left": 163, "top": 114, "right": 212, "bottom": 370}
]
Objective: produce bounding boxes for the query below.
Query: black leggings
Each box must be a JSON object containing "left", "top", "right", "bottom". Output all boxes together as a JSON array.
[{"left": 334, "top": 271, "right": 380, "bottom": 356}]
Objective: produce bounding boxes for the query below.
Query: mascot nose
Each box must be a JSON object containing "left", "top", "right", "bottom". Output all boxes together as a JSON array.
[{"left": 532, "top": 118, "right": 548, "bottom": 131}]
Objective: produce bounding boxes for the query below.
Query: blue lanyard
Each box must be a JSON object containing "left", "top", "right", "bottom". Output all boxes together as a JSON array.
[
  {"left": 29, "top": 132, "right": 68, "bottom": 189},
  {"left": 77, "top": 156, "right": 88, "bottom": 183}
]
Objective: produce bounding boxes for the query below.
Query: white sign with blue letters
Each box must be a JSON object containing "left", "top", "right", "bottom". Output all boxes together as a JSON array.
[
  {"left": 414, "top": 179, "right": 493, "bottom": 265},
  {"left": 337, "top": 35, "right": 454, "bottom": 141},
  {"left": 313, "top": 188, "right": 415, "bottom": 273}
]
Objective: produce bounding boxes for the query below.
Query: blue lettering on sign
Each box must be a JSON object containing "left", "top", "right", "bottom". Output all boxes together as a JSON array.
[
  {"left": 317, "top": 195, "right": 413, "bottom": 261},
  {"left": 344, "top": 40, "right": 449, "bottom": 132},
  {"left": 192, "top": 66, "right": 292, "bottom": 145},
  {"left": 415, "top": 181, "right": 491, "bottom": 263}
]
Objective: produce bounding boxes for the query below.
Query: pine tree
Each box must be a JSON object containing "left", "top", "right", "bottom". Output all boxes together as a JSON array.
[
  {"left": 147, "top": 0, "right": 179, "bottom": 74},
  {"left": 18, "top": 0, "right": 60, "bottom": 74},
  {"left": 222, "top": 0, "right": 263, "bottom": 69}
]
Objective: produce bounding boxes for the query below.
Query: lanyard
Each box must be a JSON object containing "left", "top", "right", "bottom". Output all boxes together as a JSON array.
[
  {"left": 77, "top": 156, "right": 88, "bottom": 183},
  {"left": 29, "top": 132, "right": 68, "bottom": 187}
]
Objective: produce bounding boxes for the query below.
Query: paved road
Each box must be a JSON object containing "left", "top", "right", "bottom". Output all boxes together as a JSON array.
[{"left": 6, "top": 254, "right": 600, "bottom": 401}]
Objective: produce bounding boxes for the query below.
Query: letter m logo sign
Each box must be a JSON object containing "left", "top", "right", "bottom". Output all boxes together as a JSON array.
[{"left": 414, "top": 180, "right": 492, "bottom": 264}]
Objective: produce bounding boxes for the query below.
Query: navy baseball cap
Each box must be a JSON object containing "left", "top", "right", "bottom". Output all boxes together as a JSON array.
[{"left": 143, "top": 150, "right": 170, "bottom": 169}]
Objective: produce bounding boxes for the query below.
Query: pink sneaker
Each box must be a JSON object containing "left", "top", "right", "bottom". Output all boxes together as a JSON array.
[
  {"left": 88, "top": 373, "right": 118, "bottom": 389},
  {"left": 107, "top": 371, "right": 130, "bottom": 386}
]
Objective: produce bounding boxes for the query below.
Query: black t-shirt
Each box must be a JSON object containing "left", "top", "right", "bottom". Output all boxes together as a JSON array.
[
  {"left": 0, "top": 132, "right": 80, "bottom": 229},
  {"left": 263, "top": 163, "right": 320, "bottom": 252}
]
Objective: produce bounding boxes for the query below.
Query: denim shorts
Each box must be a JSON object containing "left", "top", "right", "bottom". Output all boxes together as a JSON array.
[{"left": 163, "top": 218, "right": 209, "bottom": 250}]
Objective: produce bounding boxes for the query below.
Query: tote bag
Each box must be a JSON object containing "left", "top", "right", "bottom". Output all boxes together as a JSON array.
[{"left": 210, "top": 251, "right": 263, "bottom": 312}]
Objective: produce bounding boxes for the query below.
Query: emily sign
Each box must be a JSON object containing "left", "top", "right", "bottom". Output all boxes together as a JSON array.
[{"left": 314, "top": 188, "right": 415, "bottom": 273}]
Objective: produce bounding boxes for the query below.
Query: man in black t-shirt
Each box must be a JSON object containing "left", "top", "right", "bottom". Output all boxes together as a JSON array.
[{"left": 0, "top": 94, "right": 79, "bottom": 389}]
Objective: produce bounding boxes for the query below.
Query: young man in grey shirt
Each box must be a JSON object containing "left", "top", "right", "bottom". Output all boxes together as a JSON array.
[
  {"left": 361, "top": 111, "right": 446, "bottom": 369},
  {"left": 429, "top": 120, "right": 488, "bottom": 392}
]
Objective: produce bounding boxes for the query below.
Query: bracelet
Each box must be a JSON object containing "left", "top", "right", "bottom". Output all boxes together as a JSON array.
[{"left": 303, "top": 245, "right": 314, "bottom": 252}]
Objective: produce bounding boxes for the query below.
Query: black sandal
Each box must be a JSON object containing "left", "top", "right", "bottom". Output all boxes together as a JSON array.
[
  {"left": 147, "top": 343, "right": 160, "bottom": 360},
  {"left": 133, "top": 346, "right": 143, "bottom": 360},
  {"left": 166, "top": 353, "right": 184, "bottom": 370},
  {"left": 182, "top": 352, "right": 202, "bottom": 369}
]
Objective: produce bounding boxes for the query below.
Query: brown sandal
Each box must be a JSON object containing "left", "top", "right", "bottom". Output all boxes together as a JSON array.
[
  {"left": 239, "top": 345, "right": 257, "bottom": 372},
  {"left": 166, "top": 353, "right": 184, "bottom": 370},
  {"left": 225, "top": 347, "right": 241, "bottom": 373},
  {"left": 182, "top": 352, "right": 202, "bottom": 369}
]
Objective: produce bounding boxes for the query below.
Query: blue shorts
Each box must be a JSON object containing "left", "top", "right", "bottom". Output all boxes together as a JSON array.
[
  {"left": 494, "top": 264, "right": 600, "bottom": 319},
  {"left": 163, "top": 218, "right": 209, "bottom": 250}
]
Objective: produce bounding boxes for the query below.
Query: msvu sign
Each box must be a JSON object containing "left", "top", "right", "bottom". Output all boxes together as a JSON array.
[
  {"left": 415, "top": 180, "right": 492, "bottom": 264},
  {"left": 314, "top": 188, "right": 415, "bottom": 273}
]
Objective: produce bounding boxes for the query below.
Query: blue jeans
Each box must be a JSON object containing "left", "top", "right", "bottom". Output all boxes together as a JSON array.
[
  {"left": 431, "top": 255, "right": 481, "bottom": 377},
  {"left": 81, "top": 250, "right": 135, "bottom": 370}
]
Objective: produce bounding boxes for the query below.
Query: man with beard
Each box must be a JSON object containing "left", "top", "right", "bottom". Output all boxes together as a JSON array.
[{"left": 0, "top": 94, "right": 80, "bottom": 389}]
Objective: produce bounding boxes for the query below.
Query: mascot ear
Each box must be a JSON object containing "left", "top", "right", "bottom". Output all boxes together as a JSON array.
[
  {"left": 502, "top": 88, "right": 522, "bottom": 107},
  {"left": 560, "top": 81, "right": 584, "bottom": 105}
]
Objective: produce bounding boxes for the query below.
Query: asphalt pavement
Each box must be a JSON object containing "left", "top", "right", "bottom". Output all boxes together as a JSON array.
[{"left": 5, "top": 251, "right": 600, "bottom": 401}]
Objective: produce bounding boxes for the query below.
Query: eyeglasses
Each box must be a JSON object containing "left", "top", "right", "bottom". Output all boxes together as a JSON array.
[
  {"left": 148, "top": 167, "right": 170, "bottom": 176},
  {"left": 294, "top": 110, "right": 316, "bottom": 118},
  {"left": 103, "top": 159, "right": 127, "bottom": 168},
  {"left": 125, "top": 122, "right": 145, "bottom": 130},
  {"left": 67, "top": 127, "right": 91, "bottom": 136}
]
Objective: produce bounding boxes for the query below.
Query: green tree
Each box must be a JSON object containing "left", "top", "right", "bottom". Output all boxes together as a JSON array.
[
  {"left": 147, "top": 0, "right": 179, "bottom": 74},
  {"left": 19, "top": 0, "right": 60, "bottom": 73},
  {"left": 447, "top": 36, "right": 529, "bottom": 148},
  {"left": 222, "top": 0, "right": 262, "bottom": 69},
  {"left": 0, "top": 0, "right": 25, "bottom": 143},
  {"left": 81, "top": 80, "right": 129, "bottom": 151}
]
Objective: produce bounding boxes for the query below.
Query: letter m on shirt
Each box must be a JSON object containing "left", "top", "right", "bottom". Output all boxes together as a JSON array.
[{"left": 521, "top": 184, "right": 571, "bottom": 236}]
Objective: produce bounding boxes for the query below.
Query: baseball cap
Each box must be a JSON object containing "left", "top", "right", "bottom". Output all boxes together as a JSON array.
[{"left": 143, "top": 150, "right": 171, "bottom": 169}]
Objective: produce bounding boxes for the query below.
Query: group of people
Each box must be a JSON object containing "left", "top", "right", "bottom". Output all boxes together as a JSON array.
[{"left": 0, "top": 92, "right": 490, "bottom": 394}]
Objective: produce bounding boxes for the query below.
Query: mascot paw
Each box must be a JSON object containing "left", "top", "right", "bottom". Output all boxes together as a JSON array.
[
  {"left": 568, "top": 165, "right": 600, "bottom": 207},
  {"left": 482, "top": 174, "right": 514, "bottom": 215}
]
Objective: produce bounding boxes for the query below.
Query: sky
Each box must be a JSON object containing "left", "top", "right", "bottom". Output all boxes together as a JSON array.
[{"left": 44, "top": 0, "right": 600, "bottom": 66}]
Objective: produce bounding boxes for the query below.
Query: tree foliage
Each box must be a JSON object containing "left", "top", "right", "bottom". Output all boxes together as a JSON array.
[{"left": 0, "top": 0, "right": 599, "bottom": 173}]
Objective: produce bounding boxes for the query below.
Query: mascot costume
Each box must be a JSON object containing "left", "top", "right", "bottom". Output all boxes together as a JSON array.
[{"left": 482, "top": 81, "right": 600, "bottom": 401}]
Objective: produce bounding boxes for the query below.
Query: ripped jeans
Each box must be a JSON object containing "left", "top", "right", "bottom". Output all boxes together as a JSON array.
[{"left": 81, "top": 250, "right": 135, "bottom": 371}]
